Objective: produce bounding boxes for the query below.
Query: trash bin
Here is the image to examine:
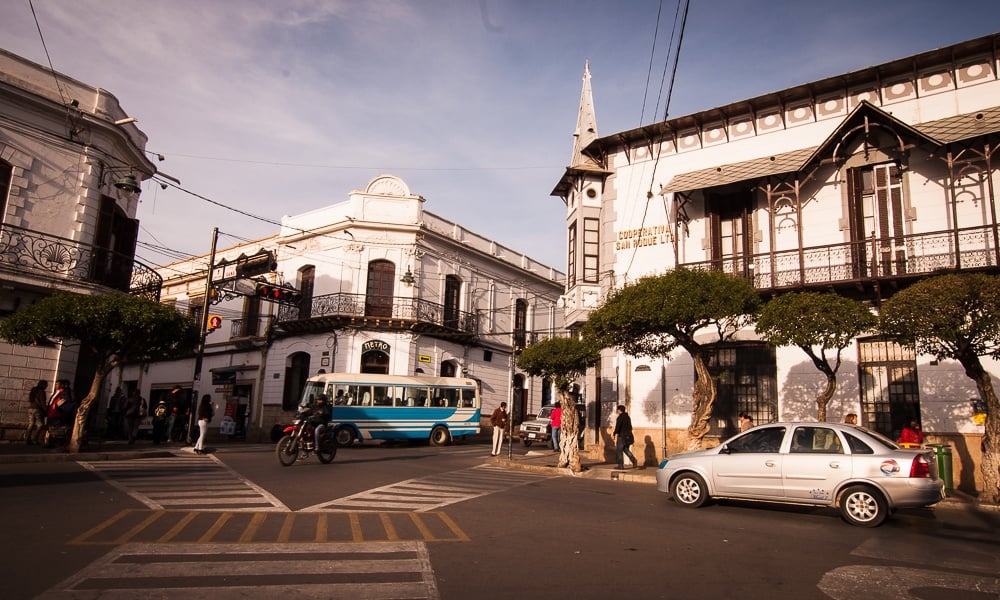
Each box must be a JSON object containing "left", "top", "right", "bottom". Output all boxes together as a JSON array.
[{"left": 930, "top": 444, "right": 953, "bottom": 495}]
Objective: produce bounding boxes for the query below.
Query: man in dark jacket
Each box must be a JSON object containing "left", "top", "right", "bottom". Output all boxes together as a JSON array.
[{"left": 612, "top": 404, "right": 640, "bottom": 469}]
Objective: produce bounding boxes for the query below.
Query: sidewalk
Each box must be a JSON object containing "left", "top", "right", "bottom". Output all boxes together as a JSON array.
[
  {"left": 0, "top": 438, "right": 176, "bottom": 464},
  {"left": 493, "top": 447, "right": 657, "bottom": 484}
]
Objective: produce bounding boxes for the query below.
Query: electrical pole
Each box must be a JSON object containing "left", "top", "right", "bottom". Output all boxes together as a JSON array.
[{"left": 188, "top": 227, "right": 219, "bottom": 444}]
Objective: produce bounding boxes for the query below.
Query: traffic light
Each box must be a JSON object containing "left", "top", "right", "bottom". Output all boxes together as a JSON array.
[{"left": 254, "top": 282, "right": 302, "bottom": 305}]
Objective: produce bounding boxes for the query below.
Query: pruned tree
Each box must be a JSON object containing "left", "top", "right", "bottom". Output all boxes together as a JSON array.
[
  {"left": 583, "top": 268, "right": 760, "bottom": 451},
  {"left": 516, "top": 335, "right": 600, "bottom": 472},
  {"left": 0, "top": 292, "right": 200, "bottom": 452},
  {"left": 756, "top": 292, "right": 875, "bottom": 421},
  {"left": 879, "top": 273, "right": 1000, "bottom": 504}
]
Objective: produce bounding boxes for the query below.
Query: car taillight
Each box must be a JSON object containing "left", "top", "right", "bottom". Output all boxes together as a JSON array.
[{"left": 909, "top": 454, "right": 931, "bottom": 478}]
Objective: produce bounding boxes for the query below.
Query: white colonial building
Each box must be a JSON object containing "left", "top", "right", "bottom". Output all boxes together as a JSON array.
[
  {"left": 121, "top": 175, "right": 564, "bottom": 442},
  {"left": 0, "top": 49, "right": 159, "bottom": 438},
  {"left": 554, "top": 35, "right": 1000, "bottom": 492}
]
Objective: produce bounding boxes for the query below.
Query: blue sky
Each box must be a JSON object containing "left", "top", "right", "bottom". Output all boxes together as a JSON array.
[{"left": 2, "top": 0, "right": 998, "bottom": 271}]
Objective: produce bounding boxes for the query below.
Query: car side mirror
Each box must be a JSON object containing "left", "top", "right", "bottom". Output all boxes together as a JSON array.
[{"left": 719, "top": 444, "right": 731, "bottom": 455}]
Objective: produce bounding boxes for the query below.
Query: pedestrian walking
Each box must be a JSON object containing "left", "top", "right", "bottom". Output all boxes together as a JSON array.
[
  {"left": 25, "top": 380, "right": 48, "bottom": 445},
  {"left": 550, "top": 403, "right": 562, "bottom": 452},
  {"left": 490, "top": 402, "right": 509, "bottom": 456},
  {"left": 193, "top": 394, "right": 214, "bottom": 454},
  {"left": 124, "top": 388, "right": 146, "bottom": 444},
  {"left": 151, "top": 396, "right": 169, "bottom": 445},
  {"left": 612, "top": 404, "right": 639, "bottom": 469}
]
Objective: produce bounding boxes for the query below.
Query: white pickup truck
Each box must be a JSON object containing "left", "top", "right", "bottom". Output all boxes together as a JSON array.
[{"left": 517, "top": 403, "right": 585, "bottom": 447}]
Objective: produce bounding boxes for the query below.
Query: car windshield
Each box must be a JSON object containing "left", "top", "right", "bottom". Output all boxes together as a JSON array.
[{"left": 536, "top": 406, "right": 554, "bottom": 419}]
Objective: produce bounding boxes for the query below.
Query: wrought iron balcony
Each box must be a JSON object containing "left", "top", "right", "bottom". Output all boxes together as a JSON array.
[
  {"left": 0, "top": 224, "right": 162, "bottom": 300},
  {"left": 680, "top": 224, "right": 1000, "bottom": 292},
  {"left": 275, "top": 292, "right": 479, "bottom": 340},
  {"left": 229, "top": 315, "right": 274, "bottom": 339}
]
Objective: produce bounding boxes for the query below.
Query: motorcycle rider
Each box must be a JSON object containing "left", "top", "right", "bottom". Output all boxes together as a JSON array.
[{"left": 309, "top": 394, "right": 332, "bottom": 447}]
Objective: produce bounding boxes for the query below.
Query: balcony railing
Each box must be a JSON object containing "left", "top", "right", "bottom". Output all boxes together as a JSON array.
[
  {"left": 0, "top": 224, "right": 162, "bottom": 300},
  {"left": 276, "top": 292, "right": 478, "bottom": 336},
  {"left": 230, "top": 315, "right": 274, "bottom": 339},
  {"left": 681, "top": 224, "right": 1000, "bottom": 291}
]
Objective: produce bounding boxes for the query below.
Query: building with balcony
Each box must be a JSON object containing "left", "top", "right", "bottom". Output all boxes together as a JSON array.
[
  {"left": 553, "top": 35, "right": 1000, "bottom": 492},
  {"left": 121, "top": 175, "right": 564, "bottom": 441},
  {"left": 0, "top": 49, "right": 160, "bottom": 436}
]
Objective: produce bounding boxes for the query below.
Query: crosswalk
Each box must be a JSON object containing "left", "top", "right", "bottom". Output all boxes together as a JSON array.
[
  {"left": 303, "top": 463, "right": 556, "bottom": 512},
  {"left": 38, "top": 541, "right": 439, "bottom": 599},
  {"left": 78, "top": 453, "right": 287, "bottom": 511}
]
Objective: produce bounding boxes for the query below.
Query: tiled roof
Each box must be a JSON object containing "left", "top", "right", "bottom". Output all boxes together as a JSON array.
[
  {"left": 914, "top": 106, "right": 1000, "bottom": 142},
  {"left": 662, "top": 147, "right": 817, "bottom": 193}
]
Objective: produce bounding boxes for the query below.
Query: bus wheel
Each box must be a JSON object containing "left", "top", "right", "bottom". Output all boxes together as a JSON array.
[
  {"left": 334, "top": 426, "right": 355, "bottom": 446},
  {"left": 429, "top": 425, "right": 450, "bottom": 446}
]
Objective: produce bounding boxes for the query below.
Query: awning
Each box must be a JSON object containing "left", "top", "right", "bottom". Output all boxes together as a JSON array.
[{"left": 662, "top": 146, "right": 817, "bottom": 194}]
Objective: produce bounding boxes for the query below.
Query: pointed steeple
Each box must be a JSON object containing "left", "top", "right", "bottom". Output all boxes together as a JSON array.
[{"left": 570, "top": 60, "right": 599, "bottom": 168}]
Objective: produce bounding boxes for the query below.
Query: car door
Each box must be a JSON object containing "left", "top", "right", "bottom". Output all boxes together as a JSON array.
[
  {"left": 711, "top": 426, "right": 786, "bottom": 500},
  {"left": 782, "top": 425, "right": 851, "bottom": 504}
]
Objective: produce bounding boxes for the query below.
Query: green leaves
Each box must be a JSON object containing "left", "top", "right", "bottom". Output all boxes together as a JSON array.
[
  {"left": 516, "top": 336, "right": 599, "bottom": 392},
  {"left": 757, "top": 291, "right": 875, "bottom": 351}
]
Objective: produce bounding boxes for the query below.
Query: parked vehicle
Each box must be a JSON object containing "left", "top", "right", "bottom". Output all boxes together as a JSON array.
[
  {"left": 275, "top": 407, "right": 337, "bottom": 466},
  {"left": 518, "top": 403, "right": 585, "bottom": 447},
  {"left": 655, "top": 422, "right": 943, "bottom": 527}
]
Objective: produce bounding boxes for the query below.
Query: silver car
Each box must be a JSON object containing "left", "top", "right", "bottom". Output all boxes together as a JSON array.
[{"left": 655, "top": 422, "right": 943, "bottom": 527}]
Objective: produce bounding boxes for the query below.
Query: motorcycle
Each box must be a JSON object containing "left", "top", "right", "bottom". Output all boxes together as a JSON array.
[{"left": 275, "top": 408, "right": 337, "bottom": 466}]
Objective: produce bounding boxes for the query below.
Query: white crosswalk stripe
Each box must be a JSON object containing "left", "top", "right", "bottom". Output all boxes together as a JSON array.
[
  {"left": 78, "top": 453, "right": 288, "bottom": 511},
  {"left": 37, "top": 541, "right": 439, "bottom": 599},
  {"left": 303, "top": 464, "right": 556, "bottom": 512}
]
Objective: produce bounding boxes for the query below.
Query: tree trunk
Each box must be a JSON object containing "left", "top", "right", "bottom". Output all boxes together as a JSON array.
[
  {"left": 557, "top": 391, "right": 581, "bottom": 472},
  {"left": 816, "top": 371, "right": 836, "bottom": 423},
  {"left": 686, "top": 350, "right": 716, "bottom": 451},
  {"left": 957, "top": 352, "right": 1000, "bottom": 504},
  {"left": 68, "top": 364, "right": 110, "bottom": 453}
]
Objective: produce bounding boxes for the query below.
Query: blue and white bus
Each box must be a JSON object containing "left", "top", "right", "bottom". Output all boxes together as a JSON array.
[{"left": 299, "top": 373, "right": 481, "bottom": 446}]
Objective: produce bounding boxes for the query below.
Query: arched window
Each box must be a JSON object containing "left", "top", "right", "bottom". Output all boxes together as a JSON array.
[
  {"left": 282, "top": 352, "right": 311, "bottom": 411},
  {"left": 365, "top": 260, "right": 395, "bottom": 317},
  {"left": 444, "top": 275, "right": 461, "bottom": 329}
]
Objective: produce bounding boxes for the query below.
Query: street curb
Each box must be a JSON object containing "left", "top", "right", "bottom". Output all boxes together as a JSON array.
[{"left": 0, "top": 449, "right": 174, "bottom": 464}]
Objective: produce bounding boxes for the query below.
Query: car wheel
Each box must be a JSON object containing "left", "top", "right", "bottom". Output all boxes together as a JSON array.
[
  {"left": 334, "top": 426, "right": 355, "bottom": 446},
  {"left": 670, "top": 473, "right": 709, "bottom": 508},
  {"left": 429, "top": 425, "right": 451, "bottom": 447},
  {"left": 839, "top": 485, "right": 888, "bottom": 527},
  {"left": 522, "top": 439, "right": 533, "bottom": 447}
]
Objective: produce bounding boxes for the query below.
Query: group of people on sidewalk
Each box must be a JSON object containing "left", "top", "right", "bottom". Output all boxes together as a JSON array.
[
  {"left": 488, "top": 401, "right": 641, "bottom": 470},
  {"left": 25, "top": 379, "right": 77, "bottom": 448}
]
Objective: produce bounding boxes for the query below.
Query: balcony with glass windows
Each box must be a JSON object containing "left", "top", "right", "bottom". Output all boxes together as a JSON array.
[
  {"left": 0, "top": 224, "right": 162, "bottom": 300},
  {"left": 274, "top": 292, "right": 479, "bottom": 342},
  {"left": 679, "top": 224, "right": 1000, "bottom": 294}
]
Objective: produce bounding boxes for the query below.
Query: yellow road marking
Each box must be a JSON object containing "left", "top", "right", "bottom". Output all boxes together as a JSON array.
[
  {"left": 239, "top": 512, "right": 266, "bottom": 543},
  {"left": 199, "top": 512, "right": 233, "bottom": 543}
]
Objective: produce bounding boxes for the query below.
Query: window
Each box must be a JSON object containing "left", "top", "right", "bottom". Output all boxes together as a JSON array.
[
  {"left": 706, "top": 343, "right": 777, "bottom": 438},
  {"left": 365, "top": 260, "right": 395, "bottom": 317},
  {"left": 440, "top": 361, "right": 457, "bottom": 377},
  {"left": 726, "top": 426, "right": 785, "bottom": 453},
  {"left": 91, "top": 196, "right": 139, "bottom": 291},
  {"left": 844, "top": 433, "right": 874, "bottom": 455},
  {"left": 297, "top": 265, "right": 315, "bottom": 319},
  {"left": 583, "top": 218, "right": 599, "bottom": 283},
  {"left": 240, "top": 295, "right": 261, "bottom": 337},
  {"left": 361, "top": 349, "right": 389, "bottom": 374},
  {"left": 513, "top": 299, "right": 527, "bottom": 349},
  {"left": 708, "top": 191, "right": 753, "bottom": 277},
  {"left": 849, "top": 163, "right": 906, "bottom": 277},
  {"left": 857, "top": 337, "right": 920, "bottom": 440},
  {"left": 567, "top": 221, "right": 577, "bottom": 287},
  {"left": 790, "top": 426, "right": 844, "bottom": 454},
  {"left": 444, "top": 275, "right": 461, "bottom": 329},
  {"left": 0, "top": 160, "right": 11, "bottom": 224}
]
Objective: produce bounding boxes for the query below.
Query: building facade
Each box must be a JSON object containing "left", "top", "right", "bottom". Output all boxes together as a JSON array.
[
  {"left": 0, "top": 49, "right": 159, "bottom": 437},
  {"left": 554, "top": 35, "right": 1000, "bottom": 492},
  {"left": 120, "top": 175, "right": 564, "bottom": 442}
]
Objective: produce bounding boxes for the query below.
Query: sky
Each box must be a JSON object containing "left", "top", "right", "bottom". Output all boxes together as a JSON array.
[{"left": 2, "top": 0, "right": 999, "bottom": 272}]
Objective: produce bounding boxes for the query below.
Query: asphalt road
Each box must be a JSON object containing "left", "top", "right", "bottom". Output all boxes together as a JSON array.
[{"left": 1, "top": 441, "right": 997, "bottom": 599}]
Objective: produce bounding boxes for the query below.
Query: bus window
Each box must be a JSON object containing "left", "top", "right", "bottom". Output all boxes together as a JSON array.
[
  {"left": 373, "top": 386, "right": 392, "bottom": 406},
  {"left": 461, "top": 389, "right": 476, "bottom": 407},
  {"left": 439, "top": 388, "right": 459, "bottom": 407}
]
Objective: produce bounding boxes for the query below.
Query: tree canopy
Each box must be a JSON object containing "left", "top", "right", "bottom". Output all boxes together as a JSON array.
[
  {"left": 0, "top": 292, "right": 200, "bottom": 452},
  {"left": 756, "top": 291, "right": 875, "bottom": 421},
  {"left": 879, "top": 273, "right": 1000, "bottom": 504},
  {"left": 516, "top": 335, "right": 600, "bottom": 472},
  {"left": 583, "top": 268, "right": 760, "bottom": 449}
]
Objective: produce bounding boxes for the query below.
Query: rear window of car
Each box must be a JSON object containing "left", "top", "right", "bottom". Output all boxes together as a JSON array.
[{"left": 844, "top": 433, "right": 874, "bottom": 454}]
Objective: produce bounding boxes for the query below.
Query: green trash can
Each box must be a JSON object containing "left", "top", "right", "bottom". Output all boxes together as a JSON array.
[{"left": 930, "top": 444, "right": 954, "bottom": 495}]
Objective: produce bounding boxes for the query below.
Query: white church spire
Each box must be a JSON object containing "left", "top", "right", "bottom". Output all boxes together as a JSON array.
[{"left": 570, "top": 60, "right": 599, "bottom": 168}]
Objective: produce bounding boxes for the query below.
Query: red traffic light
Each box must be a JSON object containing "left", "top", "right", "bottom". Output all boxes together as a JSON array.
[{"left": 254, "top": 282, "right": 301, "bottom": 304}]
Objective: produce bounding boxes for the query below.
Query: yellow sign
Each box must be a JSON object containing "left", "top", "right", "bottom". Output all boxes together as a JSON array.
[
  {"left": 207, "top": 315, "right": 223, "bottom": 331},
  {"left": 418, "top": 354, "right": 432, "bottom": 363}
]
